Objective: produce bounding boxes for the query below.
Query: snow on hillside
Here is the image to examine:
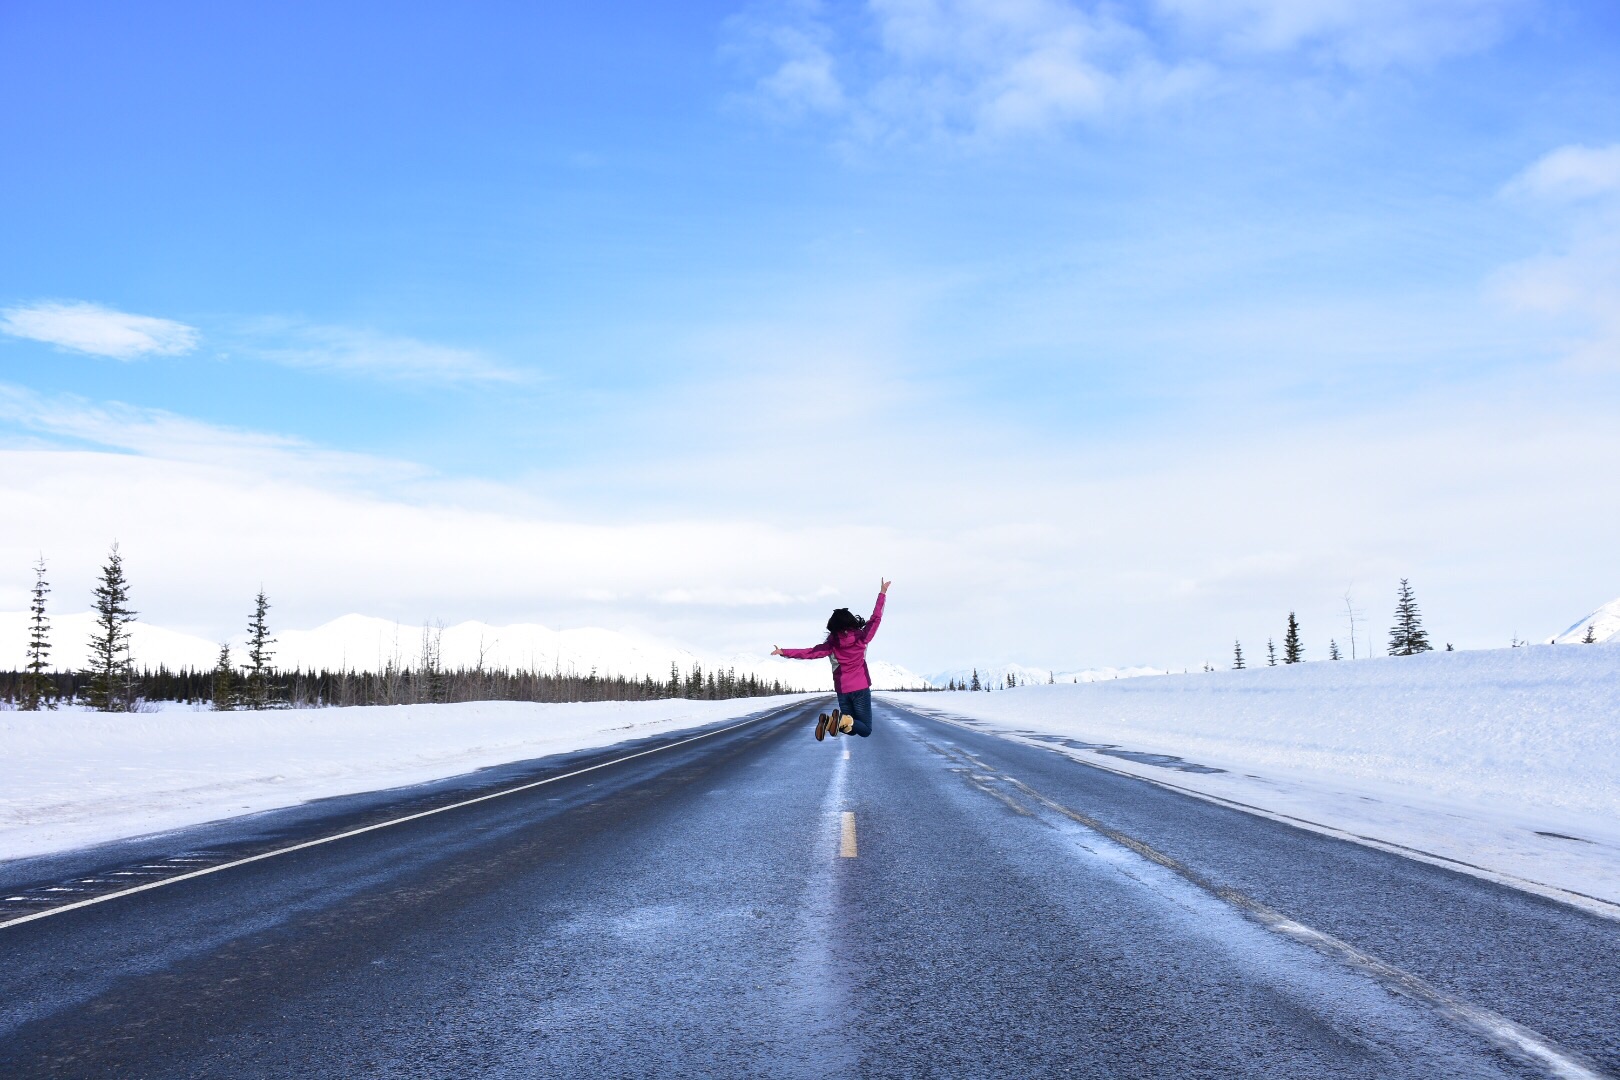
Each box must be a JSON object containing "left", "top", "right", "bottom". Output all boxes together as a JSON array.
[
  {"left": 0, "top": 611, "right": 931, "bottom": 691},
  {"left": 1548, "top": 595, "right": 1620, "bottom": 644},
  {"left": 888, "top": 645, "right": 1620, "bottom": 912},
  {"left": 928, "top": 662, "right": 1166, "bottom": 688},
  {"left": 0, "top": 696, "right": 808, "bottom": 861}
]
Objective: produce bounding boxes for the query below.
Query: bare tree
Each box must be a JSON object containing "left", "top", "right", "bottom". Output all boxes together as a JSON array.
[{"left": 1343, "top": 587, "right": 1364, "bottom": 660}]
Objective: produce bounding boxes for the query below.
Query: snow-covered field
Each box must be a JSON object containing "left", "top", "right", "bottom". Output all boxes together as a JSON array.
[
  {"left": 886, "top": 644, "right": 1620, "bottom": 915},
  {"left": 0, "top": 695, "right": 808, "bottom": 861}
]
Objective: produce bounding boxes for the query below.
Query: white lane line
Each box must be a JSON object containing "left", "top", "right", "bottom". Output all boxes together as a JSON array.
[
  {"left": 0, "top": 702, "right": 806, "bottom": 933},
  {"left": 843, "top": 748, "right": 850, "bottom": 761},
  {"left": 840, "top": 812, "right": 858, "bottom": 858}
]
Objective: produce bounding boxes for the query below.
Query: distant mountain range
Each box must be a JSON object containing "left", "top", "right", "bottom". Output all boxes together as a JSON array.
[{"left": 0, "top": 612, "right": 932, "bottom": 692}]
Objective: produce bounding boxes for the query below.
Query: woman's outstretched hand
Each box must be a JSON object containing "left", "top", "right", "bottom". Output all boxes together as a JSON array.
[
  {"left": 880, "top": 578, "right": 892, "bottom": 595},
  {"left": 771, "top": 645, "right": 783, "bottom": 656}
]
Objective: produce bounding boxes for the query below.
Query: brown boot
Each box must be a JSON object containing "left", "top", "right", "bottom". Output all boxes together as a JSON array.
[
  {"left": 815, "top": 713, "right": 830, "bottom": 741},
  {"left": 828, "top": 709, "right": 842, "bottom": 737}
]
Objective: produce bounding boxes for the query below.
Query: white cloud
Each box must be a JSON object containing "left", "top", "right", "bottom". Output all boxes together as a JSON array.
[
  {"left": 0, "top": 300, "right": 199, "bottom": 360},
  {"left": 1493, "top": 144, "right": 1620, "bottom": 371},
  {"left": 3, "top": 382, "right": 1617, "bottom": 670},
  {"left": 247, "top": 322, "right": 522, "bottom": 384},
  {"left": 1153, "top": 0, "right": 1526, "bottom": 69},
  {"left": 727, "top": 0, "right": 1205, "bottom": 142},
  {"left": 727, "top": 0, "right": 1523, "bottom": 141},
  {"left": 733, "top": 1, "right": 847, "bottom": 115},
  {"left": 0, "top": 383, "right": 421, "bottom": 487},
  {"left": 1504, "top": 144, "right": 1620, "bottom": 203}
]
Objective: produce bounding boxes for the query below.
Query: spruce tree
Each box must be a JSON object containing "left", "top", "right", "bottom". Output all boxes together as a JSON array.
[
  {"left": 83, "top": 543, "right": 137, "bottom": 712},
  {"left": 243, "top": 589, "right": 277, "bottom": 709},
  {"left": 1266, "top": 638, "right": 1277, "bottom": 667},
  {"left": 21, "top": 556, "right": 53, "bottom": 711},
  {"left": 1283, "top": 612, "right": 1303, "bottom": 664},
  {"left": 212, "top": 643, "right": 237, "bottom": 711},
  {"left": 1329, "top": 639, "right": 1342, "bottom": 660},
  {"left": 1388, "top": 578, "right": 1433, "bottom": 655},
  {"left": 970, "top": 668, "right": 981, "bottom": 692},
  {"left": 1232, "top": 640, "right": 1245, "bottom": 670},
  {"left": 1582, "top": 624, "right": 1597, "bottom": 644}
]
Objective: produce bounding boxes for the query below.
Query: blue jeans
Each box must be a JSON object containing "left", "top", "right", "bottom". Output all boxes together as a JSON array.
[{"left": 836, "top": 688, "right": 873, "bottom": 737}]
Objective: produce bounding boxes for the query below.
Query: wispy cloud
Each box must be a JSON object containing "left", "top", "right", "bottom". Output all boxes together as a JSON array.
[
  {"left": 0, "top": 300, "right": 199, "bottom": 359},
  {"left": 726, "top": 0, "right": 846, "bottom": 117},
  {"left": 1494, "top": 144, "right": 1620, "bottom": 371},
  {"left": 245, "top": 321, "right": 523, "bottom": 385},
  {"left": 0, "top": 382, "right": 422, "bottom": 486},
  {"left": 1153, "top": 0, "right": 1529, "bottom": 69},
  {"left": 1503, "top": 143, "right": 1620, "bottom": 203},
  {"left": 727, "top": 0, "right": 1527, "bottom": 142},
  {"left": 727, "top": 0, "right": 1206, "bottom": 143}
]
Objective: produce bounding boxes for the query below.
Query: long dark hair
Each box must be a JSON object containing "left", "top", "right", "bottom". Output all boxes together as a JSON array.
[{"left": 826, "top": 607, "right": 866, "bottom": 637}]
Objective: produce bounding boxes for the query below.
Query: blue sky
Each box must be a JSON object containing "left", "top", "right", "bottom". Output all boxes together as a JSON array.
[{"left": 3, "top": 0, "right": 1619, "bottom": 672}]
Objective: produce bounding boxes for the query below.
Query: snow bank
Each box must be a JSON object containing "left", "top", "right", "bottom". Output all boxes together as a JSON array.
[
  {"left": 0, "top": 695, "right": 807, "bottom": 861},
  {"left": 886, "top": 645, "right": 1620, "bottom": 912}
]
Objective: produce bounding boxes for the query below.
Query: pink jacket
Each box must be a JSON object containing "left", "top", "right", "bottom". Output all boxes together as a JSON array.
[{"left": 780, "top": 593, "right": 886, "bottom": 693}]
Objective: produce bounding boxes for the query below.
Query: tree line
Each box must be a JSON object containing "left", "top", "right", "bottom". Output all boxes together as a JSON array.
[
  {"left": 946, "top": 577, "right": 1579, "bottom": 688},
  {"left": 8, "top": 545, "right": 790, "bottom": 712},
  {"left": 1232, "top": 578, "right": 1438, "bottom": 670},
  {"left": 0, "top": 660, "right": 791, "bottom": 710}
]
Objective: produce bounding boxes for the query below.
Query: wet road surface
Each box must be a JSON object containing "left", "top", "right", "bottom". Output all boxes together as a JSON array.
[{"left": 1, "top": 696, "right": 1616, "bottom": 1078}]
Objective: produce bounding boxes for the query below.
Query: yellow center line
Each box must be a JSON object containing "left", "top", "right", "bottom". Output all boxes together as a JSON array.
[{"left": 840, "top": 811, "right": 858, "bottom": 858}]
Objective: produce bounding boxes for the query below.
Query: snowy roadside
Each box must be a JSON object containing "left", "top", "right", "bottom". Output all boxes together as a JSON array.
[
  {"left": 0, "top": 695, "right": 811, "bottom": 861},
  {"left": 882, "top": 645, "right": 1620, "bottom": 916}
]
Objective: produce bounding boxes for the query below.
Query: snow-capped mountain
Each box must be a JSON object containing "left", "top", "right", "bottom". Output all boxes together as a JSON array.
[
  {"left": 928, "top": 662, "right": 1167, "bottom": 689},
  {"left": 1548, "top": 597, "right": 1620, "bottom": 645},
  {"left": 0, "top": 611, "right": 932, "bottom": 691}
]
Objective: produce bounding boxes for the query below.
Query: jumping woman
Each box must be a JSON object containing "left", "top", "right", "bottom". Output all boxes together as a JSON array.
[{"left": 772, "top": 579, "right": 890, "bottom": 741}]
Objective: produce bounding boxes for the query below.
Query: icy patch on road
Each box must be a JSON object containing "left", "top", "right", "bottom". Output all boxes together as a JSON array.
[{"left": 883, "top": 645, "right": 1620, "bottom": 913}]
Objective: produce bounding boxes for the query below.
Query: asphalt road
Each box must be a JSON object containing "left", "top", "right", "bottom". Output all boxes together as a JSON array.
[{"left": 1, "top": 696, "right": 1616, "bottom": 1079}]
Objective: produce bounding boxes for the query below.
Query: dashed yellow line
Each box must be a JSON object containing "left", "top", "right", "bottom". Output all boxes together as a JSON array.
[{"left": 840, "top": 811, "right": 858, "bottom": 858}]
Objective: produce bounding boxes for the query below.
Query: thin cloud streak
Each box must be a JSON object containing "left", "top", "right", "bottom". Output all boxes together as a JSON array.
[
  {"left": 0, "top": 383, "right": 424, "bottom": 487},
  {"left": 1153, "top": 0, "right": 1529, "bottom": 69},
  {"left": 243, "top": 321, "right": 525, "bottom": 385},
  {"left": 0, "top": 301, "right": 199, "bottom": 360}
]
